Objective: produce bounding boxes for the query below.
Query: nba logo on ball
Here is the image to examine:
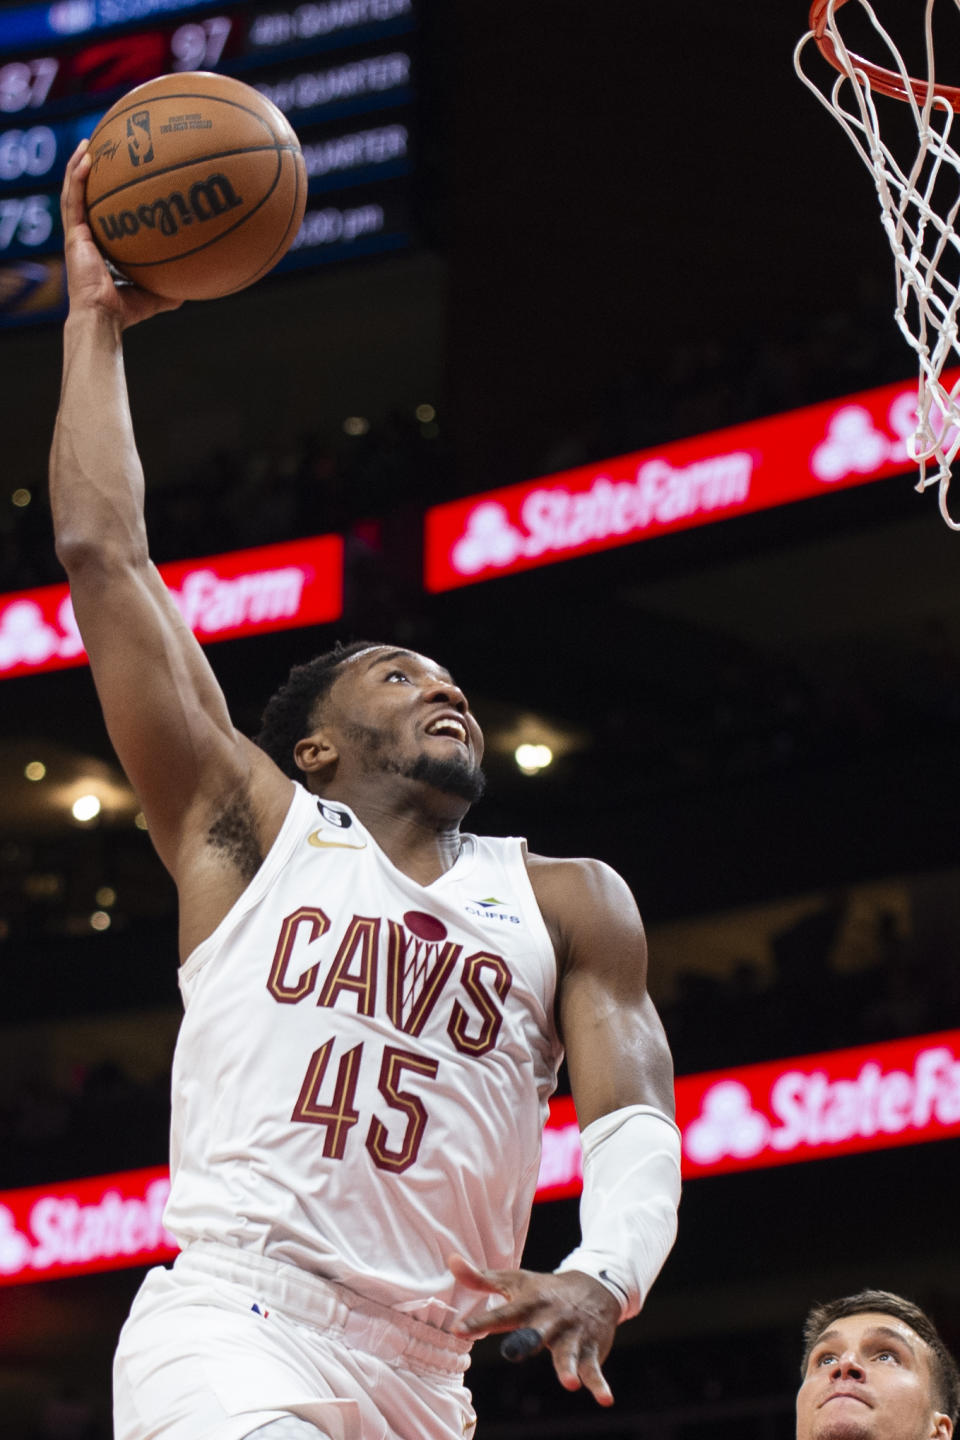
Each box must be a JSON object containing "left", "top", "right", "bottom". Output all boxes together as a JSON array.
[
  {"left": 126, "top": 110, "right": 153, "bottom": 166},
  {"left": 85, "top": 71, "right": 307, "bottom": 301}
]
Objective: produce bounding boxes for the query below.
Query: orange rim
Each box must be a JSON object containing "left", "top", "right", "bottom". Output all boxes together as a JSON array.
[{"left": 809, "top": 0, "right": 960, "bottom": 111}]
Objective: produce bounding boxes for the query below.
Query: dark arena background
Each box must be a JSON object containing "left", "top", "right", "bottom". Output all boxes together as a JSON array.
[{"left": 2, "top": 1, "right": 960, "bottom": 1436}]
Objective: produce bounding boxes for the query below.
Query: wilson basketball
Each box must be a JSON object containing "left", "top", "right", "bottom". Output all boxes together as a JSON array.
[{"left": 84, "top": 71, "right": 307, "bottom": 301}]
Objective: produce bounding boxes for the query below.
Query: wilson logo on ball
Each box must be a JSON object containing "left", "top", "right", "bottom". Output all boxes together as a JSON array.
[{"left": 96, "top": 174, "right": 244, "bottom": 242}]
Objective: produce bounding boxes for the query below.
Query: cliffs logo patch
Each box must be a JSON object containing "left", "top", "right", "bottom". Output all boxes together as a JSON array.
[
  {"left": 466, "top": 896, "right": 521, "bottom": 926},
  {"left": 126, "top": 109, "right": 154, "bottom": 167}
]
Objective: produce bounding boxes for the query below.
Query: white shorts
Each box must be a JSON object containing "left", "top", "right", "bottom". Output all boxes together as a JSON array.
[{"left": 113, "top": 1243, "right": 476, "bottom": 1440}]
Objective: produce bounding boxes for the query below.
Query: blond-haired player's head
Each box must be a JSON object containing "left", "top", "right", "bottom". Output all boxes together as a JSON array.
[{"left": 797, "top": 1289, "right": 959, "bottom": 1440}]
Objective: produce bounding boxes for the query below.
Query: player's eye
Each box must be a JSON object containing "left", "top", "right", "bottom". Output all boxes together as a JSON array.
[
  {"left": 874, "top": 1350, "right": 899, "bottom": 1363},
  {"left": 385, "top": 669, "right": 410, "bottom": 683},
  {"left": 816, "top": 1352, "right": 836, "bottom": 1367}
]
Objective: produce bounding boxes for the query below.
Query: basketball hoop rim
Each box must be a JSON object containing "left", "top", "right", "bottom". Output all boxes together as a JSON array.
[{"left": 809, "top": 0, "right": 960, "bottom": 111}]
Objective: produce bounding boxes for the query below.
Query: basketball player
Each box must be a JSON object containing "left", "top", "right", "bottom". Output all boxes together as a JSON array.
[
  {"left": 52, "top": 143, "right": 681, "bottom": 1440},
  {"left": 797, "top": 1289, "right": 959, "bottom": 1440}
]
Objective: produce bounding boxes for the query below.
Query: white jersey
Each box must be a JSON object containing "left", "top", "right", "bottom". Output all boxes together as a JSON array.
[{"left": 164, "top": 785, "right": 563, "bottom": 1328}]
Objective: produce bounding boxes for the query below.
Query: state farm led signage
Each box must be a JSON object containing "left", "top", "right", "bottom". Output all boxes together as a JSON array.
[
  {"left": 3, "top": 1030, "right": 957, "bottom": 1287},
  {"left": 0, "top": 534, "right": 343, "bottom": 680},
  {"left": 0, "top": 1167, "right": 176, "bottom": 1288},
  {"left": 424, "top": 371, "right": 960, "bottom": 591},
  {"left": 676, "top": 1027, "right": 960, "bottom": 1178}
]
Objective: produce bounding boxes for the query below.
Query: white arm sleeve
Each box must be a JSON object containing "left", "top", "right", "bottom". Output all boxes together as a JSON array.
[{"left": 554, "top": 1103, "right": 682, "bottom": 1321}]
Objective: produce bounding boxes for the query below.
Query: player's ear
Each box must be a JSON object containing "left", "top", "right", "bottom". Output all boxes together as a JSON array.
[
  {"left": 931, "top": 1412, "right": 953, "bottom": 1440},
  {"left": 293, "top": 730, "right": 338, "bottom": 776}
]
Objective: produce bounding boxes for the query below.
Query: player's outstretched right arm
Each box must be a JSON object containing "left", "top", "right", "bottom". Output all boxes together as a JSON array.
[{"left": 50, "top": 143, "right": 290, "bottom": 922}]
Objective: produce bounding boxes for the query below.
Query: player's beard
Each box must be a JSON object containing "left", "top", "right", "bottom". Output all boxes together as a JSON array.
[
  {"left": 405, "top": 751, "right": 486, "bottom": 804},
  {"left": 346, "top": 721, "right": 486, "bottom": 804}
]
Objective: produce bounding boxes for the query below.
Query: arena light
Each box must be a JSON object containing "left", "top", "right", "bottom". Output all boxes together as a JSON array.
[
  {"left": 514, "top": 742, "right": 553, "bottom": 775},
  {"left": 71, "top": 794, "right": 101, "bottom": 822}
]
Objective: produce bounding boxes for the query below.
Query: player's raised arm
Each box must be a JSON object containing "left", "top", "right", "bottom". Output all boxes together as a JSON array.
[
  {"left": 49, "top": 143, "right": 290, "bottom": 897},
  {"left": 451, "top": 856, "right": 679, "bottom": 1406}
]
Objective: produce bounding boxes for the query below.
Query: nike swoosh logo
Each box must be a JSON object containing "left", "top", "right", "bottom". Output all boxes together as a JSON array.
[
  {"left": 308, "top": 831, "right": 368, "bottom": 851},
  {"left": 599, "top": 1270, "right": 630, "bottom": 1304}
]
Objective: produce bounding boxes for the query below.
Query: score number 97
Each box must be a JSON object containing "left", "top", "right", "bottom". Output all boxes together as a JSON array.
[{"left": 0, "top": 17, "right": 231, "bottom": 116}]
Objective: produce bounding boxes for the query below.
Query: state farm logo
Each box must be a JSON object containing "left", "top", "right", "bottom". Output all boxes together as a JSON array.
[
  {"left": 450, "top": 452, "right": 754, "bottom": 576},
  {"left": 810, "top": 392, "right": 958, "bottom": 483},
  {"left": 685, "top": 1081, "right": 770, "bottom": 1164},
  {"left": 0, "top": 595, "right": 84, "bottom": 672},
  {"left": 682, "top": 1043, "right": 960, "bottom": 1170},
  {"left": 0, "top": 1206, "right": 31, "bottom": 1275},
  {"left": 453, "top": 503, "right": 525, "bottom": 575}
]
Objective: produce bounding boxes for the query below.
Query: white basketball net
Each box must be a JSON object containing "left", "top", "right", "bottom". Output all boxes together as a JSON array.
[{"left": 795, "top": 0, "right": 960, "bottom": 526}]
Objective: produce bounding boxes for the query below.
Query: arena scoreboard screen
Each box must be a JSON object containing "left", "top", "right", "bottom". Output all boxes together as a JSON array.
[{"left": 0, "top": 0, "right": 418, "bottom": 327}]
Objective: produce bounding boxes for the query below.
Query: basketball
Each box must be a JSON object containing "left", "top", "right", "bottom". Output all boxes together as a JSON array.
[{"left": 83, "top": 71, "right": 307, "bottom": 301}]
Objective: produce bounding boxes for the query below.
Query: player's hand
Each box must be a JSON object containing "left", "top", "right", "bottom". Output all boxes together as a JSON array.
[
  {"left": 61, "top": 141, "right": 181, "bottom": 329},
  {"left": 448, "top": 1252, "right": 621, "bottom": 1407}
]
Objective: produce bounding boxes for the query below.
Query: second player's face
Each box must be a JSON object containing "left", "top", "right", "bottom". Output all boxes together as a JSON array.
[
  {"left": 326, "top": 646, "right": 486, "bottom": 798},
  {"left": 796, "top": 1312, "right": 952, "bottom": 1440}
]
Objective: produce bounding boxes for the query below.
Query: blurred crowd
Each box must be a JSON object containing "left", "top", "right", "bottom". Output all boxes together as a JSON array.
[
  {"left": 661, "top": 883, "right": 960, "bottom": 1073},
  {"left": 0, "top": 406, "right": 451, "bottom": 595},
  {"left": 0, "top": 297, "right": 909, "bottom": 595}
]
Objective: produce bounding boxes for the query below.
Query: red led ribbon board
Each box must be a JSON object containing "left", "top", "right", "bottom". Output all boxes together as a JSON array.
[
  {"left": 0, "top": 1166, "right": 175, "bottom": 1288},
  {"left": 676, "top": 1026, "right": 960, "bottom": 1178},
  {"left": 0, "top": 534, "right": 343, "bottom": 681},
  {"left": 2, "top": 1030, "right": 958, "bottom": 1286},
  {"left": 424, "top": 371, "right": 960, "bottom": 591}
]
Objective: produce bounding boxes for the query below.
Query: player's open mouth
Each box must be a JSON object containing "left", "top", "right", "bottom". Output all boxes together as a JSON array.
[{"left": 425, "top": 715, "right": 468, "bottom": 745}]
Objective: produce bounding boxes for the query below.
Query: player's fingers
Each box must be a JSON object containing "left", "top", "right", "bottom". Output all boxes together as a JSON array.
[
  {"left": 575, "top": 1343, "right": 615, "bottom": 1407},
  {"left": 447, "top": 1252, "right": 508, "bottom": 1296},
  {"left": 549, "top": 1331, "right": 614, "bottom": 1406},
  {"left": 449, "top": 1253, "right": 535, "bottom": 1308},
  {"left": 61, "top": 140, "right": 91, "bottom": 229},
  {"left": 454, "top": 1296, "right": 541, "bottom": 1338},
  {"left": 549, "top": 1328, "right": 584, "bottom": 1392}
]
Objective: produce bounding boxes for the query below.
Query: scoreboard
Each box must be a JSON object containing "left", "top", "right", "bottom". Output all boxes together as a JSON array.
[{"left": 0, "top": 0, "right": 418, "bottom": 328}]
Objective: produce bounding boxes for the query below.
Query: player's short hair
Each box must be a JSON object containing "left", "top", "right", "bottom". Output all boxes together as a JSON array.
[
  {"left": 800, "top": 1289, "right": 960, "bottom": 1423},
  {"left": 255, "top": 639, "right": 381, "bottom": 780}
]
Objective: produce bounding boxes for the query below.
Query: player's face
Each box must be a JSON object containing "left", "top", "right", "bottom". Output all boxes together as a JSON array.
[
  {"left": 326, "top": 647, "right": 486, "bottom": 803},
  {"left": 796, "top": 1312, "right": 952, "bottom": 1440}
]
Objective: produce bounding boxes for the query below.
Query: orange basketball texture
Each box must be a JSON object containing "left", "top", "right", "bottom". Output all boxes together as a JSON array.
[{"left": 84, "top": 71, "right": 307, "bottom": 301}]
